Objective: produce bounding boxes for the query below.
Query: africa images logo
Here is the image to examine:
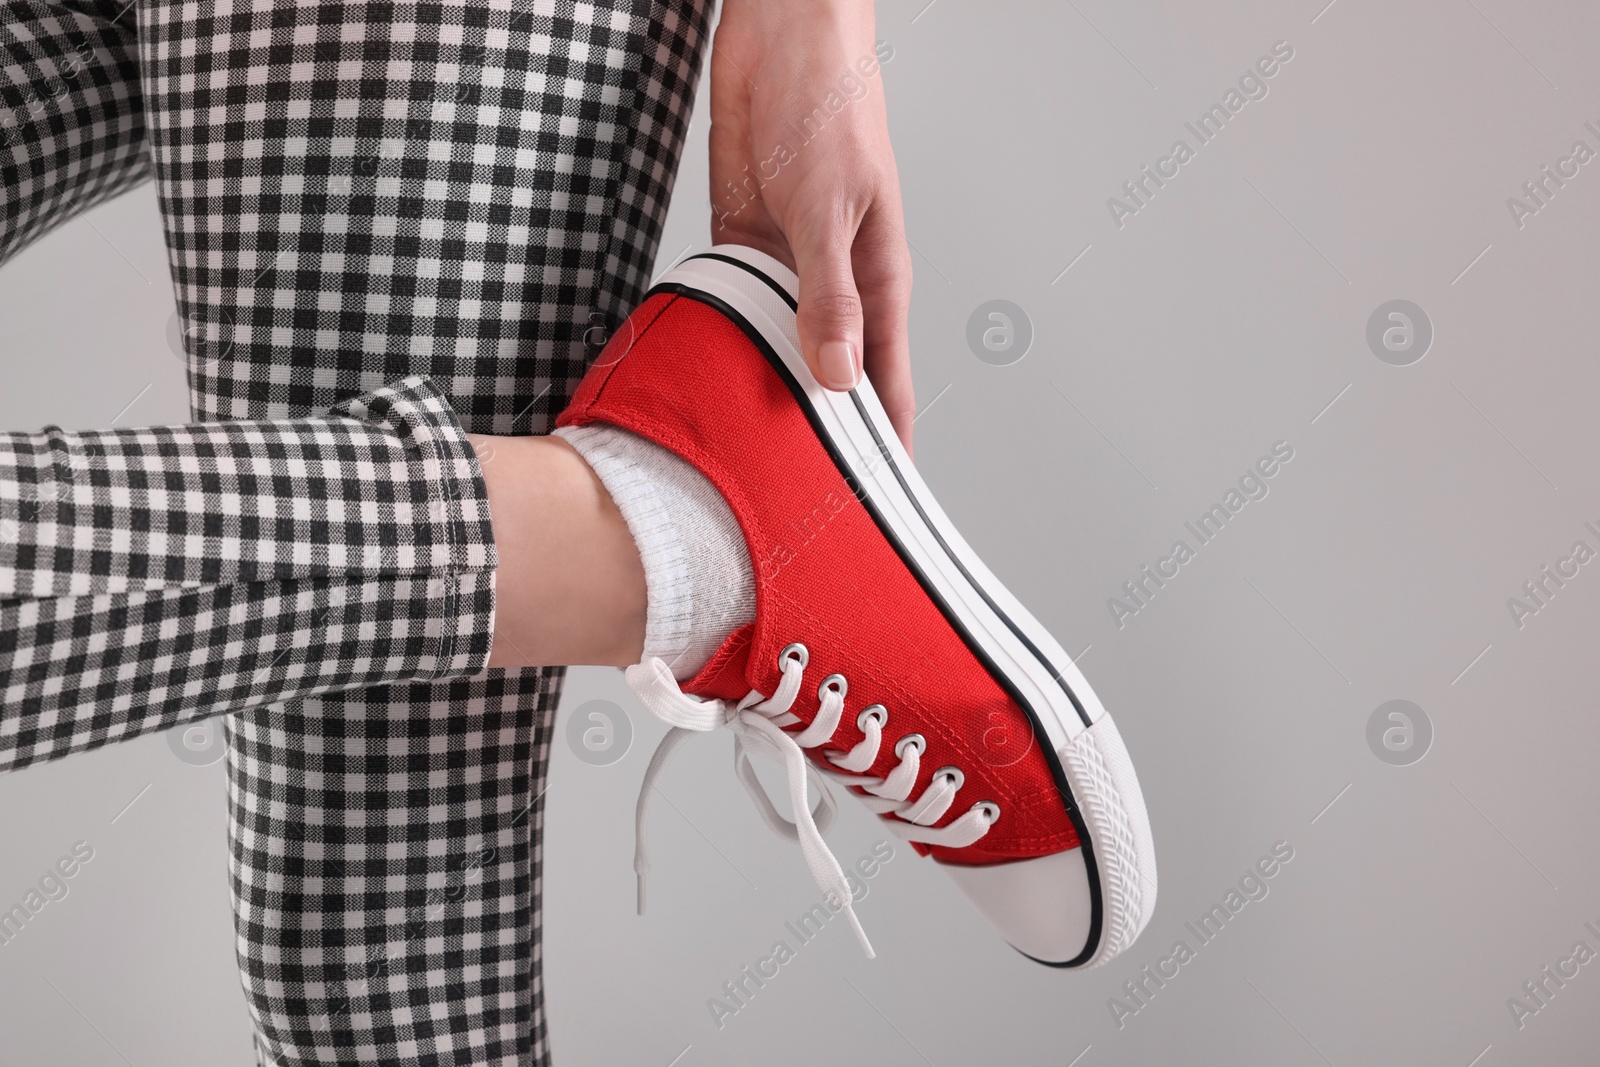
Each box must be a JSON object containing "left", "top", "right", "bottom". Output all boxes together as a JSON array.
[
  {"left": 1107, "top": 442, "right": 1295, "bottom": 629},
  {"left": 1108, "top": 841, "right": 1295, "bottom": 1029},
  {"left": 706, "top": 841, "right": 896, "bottom": 1030},
  {"left": 1106, "top": 41, "right": 1296, "bottom": 229},
  {"left": 1505, "top": 521, "right": 1600, "bottom": 631}
]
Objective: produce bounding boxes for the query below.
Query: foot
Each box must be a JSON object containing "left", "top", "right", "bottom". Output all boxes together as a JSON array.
[{"left": 556, "top": 246, "right": 1156, "bottom": 968}]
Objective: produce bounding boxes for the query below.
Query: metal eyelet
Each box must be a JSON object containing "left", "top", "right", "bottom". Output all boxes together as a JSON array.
[
  {"left": 894, "top": 733, "right": 926, "bottom": 759},
  {"left": 778, "top": 642, "right": 809, "bottom": 670},
  {"left": 817, "top": 673, "right": 848, "bottom": 700},
  {"left": 934, "top": 766, "right": 964, "bottom": 792},
  {"left": 975, "top": 801, "right": 1001, "bottom": 824},
  {"left": 856, "top": 704, "right": 887, "bottom": 731}
]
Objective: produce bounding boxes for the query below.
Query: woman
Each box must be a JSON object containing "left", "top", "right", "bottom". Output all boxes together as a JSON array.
[{"left": 0, "top": 0, "right": 914, "bottom": 1062}]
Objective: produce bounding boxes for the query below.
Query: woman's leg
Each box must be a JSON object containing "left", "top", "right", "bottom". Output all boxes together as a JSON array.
[
  {"left": 1, "top": 0, "right": 150, "bottom": 265},
  {"left": 1, "top": 378, "right": 499, "bottom": 765},
  {"left": 134, "top": 0, "right": 711, "bottom": 1063},
  {"left": 0, "top": 374, "right": 664, "bottom": 773}
]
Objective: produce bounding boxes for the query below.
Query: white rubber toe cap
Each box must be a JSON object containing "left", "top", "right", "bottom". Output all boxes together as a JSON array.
[
  {"left": 942, "top": 849, "right": 1096, "bottom": 965},
  {"left": 940, "top": 715, "right": 1158, "bottom": 968}
]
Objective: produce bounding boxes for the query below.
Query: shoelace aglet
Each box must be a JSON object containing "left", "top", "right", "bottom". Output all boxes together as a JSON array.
[
  {"left": 636, "top": 872, "right": 647, "bottom": 917},
  {"left": 843, "top": 903, "right": 875, "bottom": 960}
]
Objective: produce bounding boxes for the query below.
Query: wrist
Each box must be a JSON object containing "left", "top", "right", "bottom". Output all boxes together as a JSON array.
[{"left": 719, "top": 0, "right": 874, "bottom": 44}]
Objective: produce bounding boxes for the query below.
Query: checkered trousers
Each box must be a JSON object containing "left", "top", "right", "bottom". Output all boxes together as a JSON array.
[
  {"left": 0, "top": 376, "right": 495, "bottom": 765},
  {"left": 1, "top": 0, "right": 712, "bottom": 1062}
]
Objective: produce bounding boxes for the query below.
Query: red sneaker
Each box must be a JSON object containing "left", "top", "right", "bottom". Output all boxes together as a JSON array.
[{"left": 557, "top": 246, "right": 1156, "bottom": 968}]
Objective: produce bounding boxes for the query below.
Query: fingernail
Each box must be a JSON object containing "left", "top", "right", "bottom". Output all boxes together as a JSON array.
[{"left": 819, "top": 341, "right": 858, "bottom": 389}]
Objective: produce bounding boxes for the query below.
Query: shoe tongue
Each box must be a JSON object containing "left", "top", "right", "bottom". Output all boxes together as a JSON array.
[{"left": 682, "top": 623, "right": 757, "bottom": 701}]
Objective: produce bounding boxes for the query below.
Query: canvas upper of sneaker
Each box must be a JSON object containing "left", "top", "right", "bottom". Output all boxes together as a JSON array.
[{"left": 558, "top": 291, "right": 1082, "bottom": 867}]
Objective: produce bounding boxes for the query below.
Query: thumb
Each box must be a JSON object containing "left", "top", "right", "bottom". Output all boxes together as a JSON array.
[{"left": 790, "top": 223, "right": 864, "bottom": 392}]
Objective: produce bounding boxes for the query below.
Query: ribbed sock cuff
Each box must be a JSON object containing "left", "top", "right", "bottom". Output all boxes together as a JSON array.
[{"left": 554, "top": 423, "right": 755, "bottom": 680}]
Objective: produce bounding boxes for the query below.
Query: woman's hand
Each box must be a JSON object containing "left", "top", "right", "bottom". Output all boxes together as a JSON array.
[{"left": 708, "top": 0, "right": 916, "bottom": 451}]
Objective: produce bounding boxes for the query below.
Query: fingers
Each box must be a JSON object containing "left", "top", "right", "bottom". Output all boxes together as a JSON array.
[
  {"left": 855, "top": 206, "right": 915, "bottom": 453},
  {"left": 789, "top": 202, "right": 866, "bottom": 393},
  {"left": 787, "top": 184, "right": 916, "bottom": 453}
]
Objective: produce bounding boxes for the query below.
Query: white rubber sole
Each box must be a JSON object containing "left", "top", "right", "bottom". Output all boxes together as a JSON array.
[{"left": 652, "top": 246, "right": 1156, "bottom": 967}]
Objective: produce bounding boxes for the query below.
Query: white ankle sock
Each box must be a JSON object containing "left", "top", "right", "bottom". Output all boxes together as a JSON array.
[{"left": 554, "top": 423, "right": 755, "bottom": 680}]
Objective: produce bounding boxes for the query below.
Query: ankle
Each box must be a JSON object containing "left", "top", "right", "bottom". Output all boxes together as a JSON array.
[
  {"left": 474, "top": 434, "right": 647, "bottom": 668},
  {"left": 554, "top": 423, "right": 756, "bottom": 680}
]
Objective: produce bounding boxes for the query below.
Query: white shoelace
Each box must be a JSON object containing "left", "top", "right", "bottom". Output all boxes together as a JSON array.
[{"left": 626, "top": 642, "right": 1001, "bottom": 958}]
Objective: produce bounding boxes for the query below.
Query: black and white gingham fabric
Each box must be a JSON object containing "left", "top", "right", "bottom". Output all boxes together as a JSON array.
[
  {"left": 141, "top": 0, "right": 711, "bottom": 432},
  {"left": 0, "top": 0, "right": 150, "bottom": 262},
  {"left": 0, "top": 376, "right": 495, "bottom": 765},
  {"left": 0, "top": 0, "right": 712, "bottom": 1062}
]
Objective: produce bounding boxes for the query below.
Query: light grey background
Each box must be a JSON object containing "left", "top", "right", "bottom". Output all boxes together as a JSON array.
[{"left": 3, "top": 0, "right": 1598, "bottom": 1064}]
